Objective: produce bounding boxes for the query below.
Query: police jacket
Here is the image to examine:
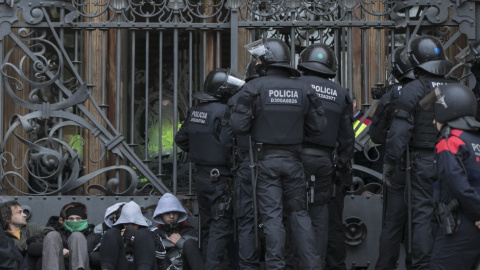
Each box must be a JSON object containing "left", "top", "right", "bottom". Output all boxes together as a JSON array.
[
  {"left": 300, "top": 73, "right": 354, "bottom": 168},
  {"left": 435, "top": 128, "right": 480, "bottom": 222},
  {"left": 230, "top": 68, "right": 326, "bottom": 147},
  {"left": 384, "top": 75, "right": 457, "bottom": 163},
  {"left": 175, "top": 101, "right": 232, "bottom": 166},
  {"left": 223, "top": 88, "right": 251, "bottom": 159},
  {"left": 369, "top": 83, "right": 404, "bottom": 144}
]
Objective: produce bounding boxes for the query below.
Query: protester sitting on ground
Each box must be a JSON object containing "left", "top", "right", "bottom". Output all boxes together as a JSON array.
[
  {"left": 0, "top": 200, "right": 55, "bottom": 270},
  {"left": 42, "top": 202, "right": 99, "bottom": 270},
  {"left": 0, "top": 201, "right": 30, "bottom": 269},
  {"left": 152, "top": 193, "right": 205, "bottom": 270},
  {"left": 99, "top": 201, "right": 162, "bottom": 270}
]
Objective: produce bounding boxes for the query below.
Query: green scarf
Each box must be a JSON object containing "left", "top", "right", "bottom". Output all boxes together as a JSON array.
[{"left": 64, "top": 220, "right": 88, "bottom": 232}]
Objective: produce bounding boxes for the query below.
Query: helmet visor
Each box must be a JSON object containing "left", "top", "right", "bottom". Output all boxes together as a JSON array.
[
  {"left": 455, "top": 46, "right": 476, "bottom": 67},
  {"left": 244, "top": 38, "right": 277, "bottom": 63},
  {"left": 244, "top": 39, "right": 267, "bottom": 59},
  {"left": 225, "top": 71, "right": 245, "bottom": 90},
  {"left": 419, "top": 87, "right": 446, "bottom": 112}
]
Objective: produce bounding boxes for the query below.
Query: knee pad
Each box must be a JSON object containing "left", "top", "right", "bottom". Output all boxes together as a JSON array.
[{"left": 284, "top": 188, "right": 307, "bottom": 214}]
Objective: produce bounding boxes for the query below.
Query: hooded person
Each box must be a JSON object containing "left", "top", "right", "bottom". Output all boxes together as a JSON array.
[
  {"left": 42, "top": 202, "right": 98, "bottom": 270},
  {"left": 93, "top": 202, "right": 127, "bottom": 235},
  {"left": 99, "top": 201, "right": 162, "bottom": 270},
  {"left": 152, "top": 193, "right": 205, "bottom": 270},
  {"left": 89, "top": 202, "right": 128, "bottom": 269}
]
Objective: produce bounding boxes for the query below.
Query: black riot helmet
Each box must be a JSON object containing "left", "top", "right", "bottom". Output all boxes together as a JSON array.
[
  {"left": 407, "top": 35, "right": 454, "bottom": 76},
  {"left": 297, "top": 43, "right": 337, "bottom": 78},
  {"left": 244, "top": 37, "right": 301, "bottom": 77},
  {"left": 391, "top": 46, "right": 415, "bottom": 81},
  {"left": 193, "top": 68, "right": 245, "bottom": 101},
  {"left": 419, "top": 83, "right": 480, "bottom": 130}
]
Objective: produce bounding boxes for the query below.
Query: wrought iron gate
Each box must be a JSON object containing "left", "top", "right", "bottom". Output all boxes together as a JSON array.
[{"left": 0, "top": 0, "right": 478, "bottom": 198}]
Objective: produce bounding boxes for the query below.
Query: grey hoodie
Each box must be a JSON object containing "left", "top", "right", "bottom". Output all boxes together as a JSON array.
[
  {"left": 113, "top": 201, "right": 149, "bottom": 227},
  {"left": 152, "top": 193, "right": 188, "bottom": 225}
]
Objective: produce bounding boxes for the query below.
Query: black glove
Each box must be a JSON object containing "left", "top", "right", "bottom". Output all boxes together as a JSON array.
[
  {"left": 335, "top": 163, "right": 353, "bottom": 188},
  {"left": 382, "top": 161, "right": 396, "bottom": 187}
]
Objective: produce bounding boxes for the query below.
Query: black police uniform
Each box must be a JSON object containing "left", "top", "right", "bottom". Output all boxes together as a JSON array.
[
  {"left": 384, "top": 75, "right": 456, "bottom": 269},
  {"left": 230, "top": 67, "right": 326, "bottom": 270},
  {"left": 370, "top": 83, "right": 411, "bottom": 269},
  {"left": 224, "top": 85, "right": 261, "bottom": 270},
  {"left": 430, "top": 129, "right": 480, "bottom": 269},
  {"left": 175, "top": 101, "right": 234, "bottom": 270},
  {"left": 296, "top": 74, "right": 354, "bottom": 270}
]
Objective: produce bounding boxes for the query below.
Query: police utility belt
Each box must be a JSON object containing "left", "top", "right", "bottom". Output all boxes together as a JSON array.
[
  {"left": 195, "top": 164, "right": 230, "bottom": 182},
  {"left": 301, "top": 147, "right": 332, "bottom": 158},
  {"left": 254, "top": 143, "right": 301, "bottom": 161}
]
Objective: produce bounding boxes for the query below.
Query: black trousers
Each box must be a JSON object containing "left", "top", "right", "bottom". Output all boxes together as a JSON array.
[
  {"left": 236, "top": 158, "right": 261, "bottom": 270},
  {"left": 409, "top": 152, "right": 436, "bottom": 270},
  {"left": 375, "top": 166, "right": 411, "bottom": 270},
  {"left": 194, "top": 165, "right": 234, "bottom": 270},
  {"left": 100, "top": 228, "right": 156, "bottom": 270},
  {"left": 325, "top": 183, "right": 346, "bottom": 270},
  {"left": 256, "top": 154, "right": 321, "bottom": 270},
  {"left": 431, "top": 213, "right": 480, "bottom": 269}
]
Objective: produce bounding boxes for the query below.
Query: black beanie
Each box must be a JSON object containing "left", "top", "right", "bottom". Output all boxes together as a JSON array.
[{"left": 66, "top": 206, "right": 87, "bottom": 220}]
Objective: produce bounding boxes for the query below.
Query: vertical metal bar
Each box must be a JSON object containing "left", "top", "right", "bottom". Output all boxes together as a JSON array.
[
  {"left": 57, "top": 8, "right": 66, "bottom": 191},
  {"left": 348, "top": 24, "right": 353, "bottom": 96},
  {"left": 216, "top": 31, "right": 220, "bottom": 68},
  {"left": 74, "top": 30, "right": 80, "bottom": 81},
  {"left": 173, "top": 28, "right": 179, "bottom": 195},
  {"left": 389, "top": 29, "right": 395, "bottom": 83},
  {"left": 377, "top": 26, "right": 382, "bottom": 85},
  {"left": 290, "top": 27, "right": 295, "bottom": 68},
  {"left": 341, "top": 28, "right": 347, "bottom": 90},
  {"left": 115, "top": 28, "right": 122, "bottom": 188},
  {"left": 477, "top": 2, "right": 480, "bottom": 40},
  {"left": 0, "top": 40, "right": 3, "bottom": 150},
  {"left": 101, "top": 29, "right": 107, "bottom": 118},
  {"left": 362, "top": 28, "right": 367, "bottom": 106},
  {"left": 144, "top": 30, "right": 150, "bottom": 162},
  {"left": 230, "top": 8, "right": 239, "bottom": 72},
  {"left": 188, "top": 30, "right": 193, "bottom": 195},
  {"left": 157, "top": 31, "right": 164, "bottom": 180},
  {"left": 202, "top": 30, "right": 207, "bottom": 80},
  {"left": 129, "top": 31, "right": 136, "bottom": 144},
  {"left": 333, "top": 29, "right": 339, "bottom": 85}
]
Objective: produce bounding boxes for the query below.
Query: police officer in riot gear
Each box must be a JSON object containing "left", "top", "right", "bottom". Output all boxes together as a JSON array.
[
  {"left": 418, "top": 83, "right": 480, "bottom": 269},
  {"left": 370, "top": 46, "right": 414, "bottom": 270},
  {"left": 292, "top": 43, "right": 354, "bottom": 270},
  {"left": 175, "top": 68, "right": 244, "bottom": 270},
  {"left": 382, "top": 35, "right": 455, "bottom": 270},
  {"left": 456, "top": 40, "right": 480, "bottom": 120},
  {"left": 230, "top": 37, "right": 326, "bottom": 270},
  {"left": 222, "top": 58, "right": 266, "bottom": 270}
]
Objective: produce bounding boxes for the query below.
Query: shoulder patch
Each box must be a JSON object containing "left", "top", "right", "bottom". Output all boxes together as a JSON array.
[{"left": 436, "top": 135, "right": 465, "bottom": 155}]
